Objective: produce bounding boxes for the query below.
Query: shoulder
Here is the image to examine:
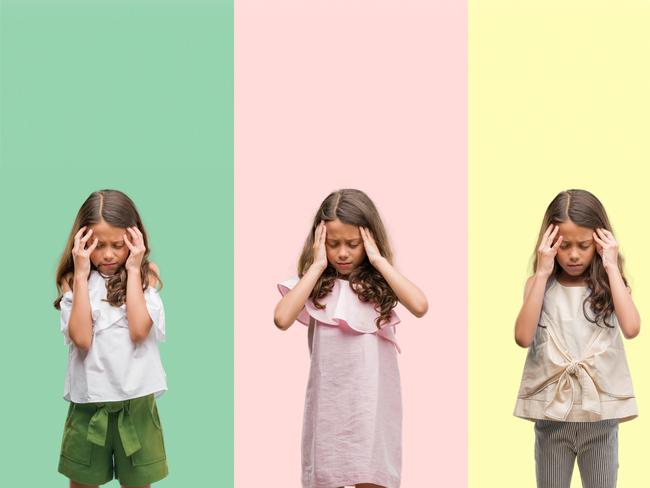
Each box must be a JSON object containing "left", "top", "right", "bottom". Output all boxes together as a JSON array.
[
  {"left": 522, "top": 275, "right": 552, "bottom": 301},
  {"left": 147, "top": 262, "right": 161, "bottom": 288},
  {"left": 60, "top": 272, "right": 74, "bottom": 293}
]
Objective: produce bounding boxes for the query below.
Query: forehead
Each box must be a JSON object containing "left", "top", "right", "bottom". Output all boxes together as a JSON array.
[
  {"left": 557, "top": 219, "right": 593, "bottom": 241},
  {"left": 325, "top": 219, "right": 361, "bottom": 240},
  {"left": 89, "top": 220, "right": 126, "bottom": 242}
]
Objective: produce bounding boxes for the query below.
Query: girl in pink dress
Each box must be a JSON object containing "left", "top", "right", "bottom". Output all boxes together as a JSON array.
[{"left": 274, "top": 189, "right": 428, "bottom": 488}]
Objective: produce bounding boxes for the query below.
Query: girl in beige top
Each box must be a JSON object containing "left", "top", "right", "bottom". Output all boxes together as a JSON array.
[{"left": 514, "top": 189, "right": 639, "bottom": 488}]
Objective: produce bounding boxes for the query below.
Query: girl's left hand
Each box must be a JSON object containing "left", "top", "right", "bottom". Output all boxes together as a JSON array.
[
  {"left": 124, "top": 226, "right": 147, "bottom": 273},
  {"left": 593, "top": 228, "right": 619, "bottom": 272},
  {"left": 360, "top": 227, "right": 385, "bottom": 267}
]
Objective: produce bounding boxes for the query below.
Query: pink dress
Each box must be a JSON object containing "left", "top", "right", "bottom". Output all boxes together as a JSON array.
[{"left": 279, "top": 277, "right": 402, "bottom": 488}]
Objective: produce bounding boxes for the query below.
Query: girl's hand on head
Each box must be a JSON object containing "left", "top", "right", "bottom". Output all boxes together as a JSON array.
[
  {"left": 593, "top": 228, "right": 619, "bottom": 272},
  {"left": 124, "top": 226, "right": 147, "bottom": 273},
  {"left": 536, "top": 224, "right": 563, "bottom": 278},
  {"left": 360, "top": 227, "right": 384, "bottom": 267},
  {"left": 71, "top": 226, "right": 98, "bottom": 279},
  {"left": 311, "top": 221, "right": 328, "bottom": 273}
]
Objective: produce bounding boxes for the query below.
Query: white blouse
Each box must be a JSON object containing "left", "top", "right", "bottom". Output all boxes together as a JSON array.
[{"left": 60, "top": 270, "right": 167, "bottom": 403}]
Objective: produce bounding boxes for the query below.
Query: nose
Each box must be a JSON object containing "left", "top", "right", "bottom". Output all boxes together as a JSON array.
[
  {"left": 338, "top": 246, "right": 350, "bottom": 259},
  {"left": 104, "top": 249, "right": 115, "bottom": 260},
  {"left": 569, "top": 248, "right": 579, "bottom": 261}
]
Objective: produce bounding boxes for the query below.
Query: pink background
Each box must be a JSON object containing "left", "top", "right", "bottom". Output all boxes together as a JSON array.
[{"left": 235, "top": 1, "right": 467, "bottom": 486}]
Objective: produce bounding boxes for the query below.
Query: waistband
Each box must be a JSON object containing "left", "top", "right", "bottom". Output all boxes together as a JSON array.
[{"left": 72, "top": 395, "right": 153, "bottom": 457}]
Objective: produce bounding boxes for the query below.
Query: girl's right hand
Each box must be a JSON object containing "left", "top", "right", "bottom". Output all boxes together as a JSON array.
[
  {"left": 536, "top": 224, "right": 562, "bottom": 278},
  {"left": 312, "top": 221, "right": 328, "bottom": 272},
  {"left": 72, "top": 226, "right": 98, "bottom": 279}
]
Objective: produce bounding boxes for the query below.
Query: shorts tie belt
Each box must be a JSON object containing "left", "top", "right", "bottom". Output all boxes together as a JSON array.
[{"left": 78, "top": 400, "right": 142, "bottom": 457}]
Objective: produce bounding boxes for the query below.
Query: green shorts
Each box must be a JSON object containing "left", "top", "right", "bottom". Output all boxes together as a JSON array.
[{"left": 58, "top": 394, "right": 168, "bottom": 486}]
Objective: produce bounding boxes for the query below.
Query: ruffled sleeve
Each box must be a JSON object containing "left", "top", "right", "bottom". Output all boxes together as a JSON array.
[
  {"left": 277, "top": 277, "right": 311, "bottom": 326},
  {"left": 278, "top": 276, "right": 401, "bottom": 352},
  {"left": 60, "top": 291, "right": 73, "bottom": 346},
  {"left": 145, "top": 287, "right": 166, "bottom": 342}
]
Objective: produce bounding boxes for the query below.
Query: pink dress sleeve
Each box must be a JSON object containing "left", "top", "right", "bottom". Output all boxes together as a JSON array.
[{"left": 277, "top": 276, "right": 402, "bottom": 352}]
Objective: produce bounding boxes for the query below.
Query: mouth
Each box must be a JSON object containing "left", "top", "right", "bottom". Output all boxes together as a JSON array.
[
  {"left": 101, "top": 263, "right": 118, "bottom": 269},
  {"left": 566, "top": 263, "right": 583, "bottom": 271},
  {"left": 336, "top": 262, "right": 353, "bottom": 269}
]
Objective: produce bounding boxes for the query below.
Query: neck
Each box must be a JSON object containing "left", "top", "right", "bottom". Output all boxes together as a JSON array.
[{"left": 557, "top": 271, "right": 587, "bottom": 287}]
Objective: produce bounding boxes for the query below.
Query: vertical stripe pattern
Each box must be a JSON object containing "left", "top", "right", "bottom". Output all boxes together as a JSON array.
[{"left": 535, "top": 420, "right": 619, "bottom": 488}]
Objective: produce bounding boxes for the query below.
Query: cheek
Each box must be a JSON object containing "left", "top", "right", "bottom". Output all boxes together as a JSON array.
[
  {"left": 325, "top": 247, "right": 336, "bottom": 262},
  {"left": 116, "top": 247, "right": 129, "bottom": 262},
  {"left": 353, "top": 247, "right": 366, "bottom": 261}
]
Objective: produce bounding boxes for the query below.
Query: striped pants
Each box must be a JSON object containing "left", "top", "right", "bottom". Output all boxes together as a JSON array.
[{"left": 534, "top": 420, "right": 619, "bottom": 488}]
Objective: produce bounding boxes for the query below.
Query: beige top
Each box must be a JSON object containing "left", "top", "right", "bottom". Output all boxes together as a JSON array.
[{"left": 514, "top": 279, "right": 637, "bottom": 422}]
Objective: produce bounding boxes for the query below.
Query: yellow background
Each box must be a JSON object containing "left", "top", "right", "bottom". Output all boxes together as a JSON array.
[{"left": 470, "top": 1, "right": 650, "bottom": 486}]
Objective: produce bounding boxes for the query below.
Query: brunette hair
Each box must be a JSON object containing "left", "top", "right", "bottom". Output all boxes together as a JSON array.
[
  {"left": 53, "top": 189, "right": 160, "bottom": 309},
  {"left": 533, "top": 189, "right": 626, "bottom": 328},
  {"left": 298, "top": 189, "right": 397, "bottom": 328}
]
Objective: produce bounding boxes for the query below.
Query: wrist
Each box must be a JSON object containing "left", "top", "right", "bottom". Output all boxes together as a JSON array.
[
  {"left": 371, "top": 256, "right": 390, "bottom": 270},
  {"left": 604, "top": 262, "right": 620, "bottom": 276},
  {"left": 73, "top": 273, "right": 89, "bottom": 285},
  {"left": 127, "top": 266, "right": 142, "bottom": 275},
  {"left": 308, "top": 262, "right": 327, "bottom": 276},
  {"left": 534, "top": 270, "right": 552, "bottom": 280}
]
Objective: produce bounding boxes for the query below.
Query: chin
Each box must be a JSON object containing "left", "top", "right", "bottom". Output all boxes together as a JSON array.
[{"left": 562, "top": 268, "right": 584, "bottom": 277}]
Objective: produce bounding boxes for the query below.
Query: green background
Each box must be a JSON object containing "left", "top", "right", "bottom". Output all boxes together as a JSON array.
[{"left": 0, "top": 0, "right": 233, "bottom": 485}]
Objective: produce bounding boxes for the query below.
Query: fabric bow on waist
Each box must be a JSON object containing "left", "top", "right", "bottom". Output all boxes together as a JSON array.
[
  {"left": 544, "top": 359, "right": 601, "bottom": 420},
  {"left": 538, "top": 311, "right": 606, "bottom": 420},
  {"left": 85, "top": 400, "right": 142, "bottom": 457}
]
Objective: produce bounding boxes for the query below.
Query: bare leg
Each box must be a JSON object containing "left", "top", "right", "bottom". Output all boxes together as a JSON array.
[{"left": 70, "top": 482, "right": 98, "bottom": 488}]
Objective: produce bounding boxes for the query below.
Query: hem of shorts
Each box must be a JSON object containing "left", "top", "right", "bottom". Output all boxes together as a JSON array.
[
  {"left": 59, "top": 458, "right": 112, "bottom": 486},
  {"left": 118, "top": 461, "right": 169, "bottom": 487},
  {"left": 514, "top": 397, "right": 638, "bottom": 423},
  {"left": 64, "top": 385, "right": 168, "bottom": 403},
  {"left": 303, "top": 472, "right": 400, "bottom": 488}
]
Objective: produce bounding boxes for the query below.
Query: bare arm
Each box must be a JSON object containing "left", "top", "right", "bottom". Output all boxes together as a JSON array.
[
  {"left": 125, "top": 267, "right": 154, "bottom": 343},
  {"left": 274, "top": 264, "right": 326, "bottom": 330},
  {"left": 66, "top": 274, "right": 93, "bottom": 350},
  {"left": 66, "top": 227, "right": 99, "bottom": 350},
  {"left": 124, "top": 227, "right": 155, "bottom": 343},
  {"left": 514, "top": 224, "right": 561, "bottom": 348},
  {"left": 371, "top": 258, "right": 428, "bottom": 317},
  {"left": 608, "top": 269, "right": 640, "bottom": 339},
  {"left": 594, "top": 228, "right": 640, "bottom": 339},
  {"left": 360, "top": 227, "right": 428, "bottom": 318},
  {"left": 514, "top": 274, "right": 548, "bottom": 347},
  {"left": 274, "top": 221, "right": 328, "bottom": 330}
]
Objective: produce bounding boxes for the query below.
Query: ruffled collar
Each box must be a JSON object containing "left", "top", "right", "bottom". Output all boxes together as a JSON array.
[{"left": 278, "top": 277, "right": 401, "bottom": 352}]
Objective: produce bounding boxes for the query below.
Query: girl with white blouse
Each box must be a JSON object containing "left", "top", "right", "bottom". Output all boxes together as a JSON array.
[{"left": 54, "top": 189, "right": 168, "bottom": 488}]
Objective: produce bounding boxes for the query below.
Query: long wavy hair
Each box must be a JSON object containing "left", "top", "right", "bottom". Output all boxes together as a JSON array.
[
  {"left": 54, "top": 189, "right": 160, "bottom": 309},
  {"left": 533, "top": 189, "right": 626, "bottom": 328},
  {"left": 298, "top": 189, "right": 397, "bottom": 328}
]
